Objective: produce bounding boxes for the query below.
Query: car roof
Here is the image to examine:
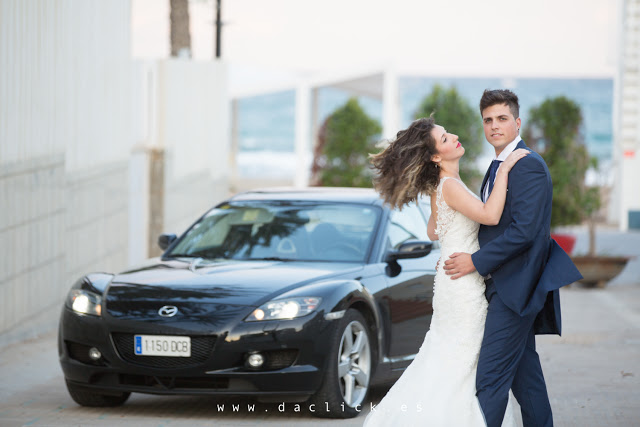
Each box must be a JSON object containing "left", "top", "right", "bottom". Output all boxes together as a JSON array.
[{"left": 228, "top": 187, "right": 385, "bottom": 206}]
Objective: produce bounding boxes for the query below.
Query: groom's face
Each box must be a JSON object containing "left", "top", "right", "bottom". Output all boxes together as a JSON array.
[{"left": 481, "top": 103, "right": 521, "bottom": 156}]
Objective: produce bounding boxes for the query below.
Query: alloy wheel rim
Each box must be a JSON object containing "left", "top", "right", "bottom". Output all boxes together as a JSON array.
[{"left": 337, "top": 320, "right": 371, "bottom": 408}]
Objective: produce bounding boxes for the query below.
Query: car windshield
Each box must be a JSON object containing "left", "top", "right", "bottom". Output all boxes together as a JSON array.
[{"left": 167, "top": 201, "right": 381, "bottom": 263}]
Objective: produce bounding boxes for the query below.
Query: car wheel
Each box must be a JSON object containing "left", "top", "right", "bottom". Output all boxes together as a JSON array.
[
  {"left": 65, "top": 380, "right": 131, "bottom": 407},
  {"left": 310, "top": 308, "right": 372, "bottom": 418}
]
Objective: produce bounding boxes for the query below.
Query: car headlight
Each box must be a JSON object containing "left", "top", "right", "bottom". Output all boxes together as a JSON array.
[
  {"left": 245, "top": 297, "right": 321, "bottom": 321},
  {"left": 66, "top": 289, "right": 102, "bottom": 316}
]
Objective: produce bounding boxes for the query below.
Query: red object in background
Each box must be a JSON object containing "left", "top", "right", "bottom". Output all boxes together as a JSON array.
[
  {"left": 551, "top": 233, "right": 576, "bottom": 255},
  {"left": 623, "top": 150, "right": 635, "bottom": 158}
]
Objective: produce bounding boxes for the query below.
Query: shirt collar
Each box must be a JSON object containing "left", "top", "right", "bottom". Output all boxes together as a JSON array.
[{"left": 494, "top": 135, "right": 522, "bottom": 161}]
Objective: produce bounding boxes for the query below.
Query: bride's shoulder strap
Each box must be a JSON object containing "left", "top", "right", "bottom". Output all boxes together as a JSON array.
[
  {"left": 436, "top": 176, "right": 455, "bottom": 206},
  {"left": 439, "top": 177, "right": 473, "bottom": 213},
  {"left": 436, "top": 176, "right": 452, "bottom": 192},
  {"left": 439, "top": 176, "right": 464, "bottom": 197}
]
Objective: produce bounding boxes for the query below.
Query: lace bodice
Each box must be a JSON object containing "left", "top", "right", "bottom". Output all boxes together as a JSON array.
[{"left": 435, "top": 176, "right": 481, "bottom": 253}]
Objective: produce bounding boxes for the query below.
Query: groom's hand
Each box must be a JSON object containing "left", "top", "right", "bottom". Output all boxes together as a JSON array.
[{"left": 443, "top": 252, "right": 476, "bottom": 280}]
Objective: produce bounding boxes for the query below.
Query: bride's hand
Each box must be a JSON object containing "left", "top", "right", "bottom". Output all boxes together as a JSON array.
[{"left": 499, "top": 149, "right": 529, "bottom": 174}]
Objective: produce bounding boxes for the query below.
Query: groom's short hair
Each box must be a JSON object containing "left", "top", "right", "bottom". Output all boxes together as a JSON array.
[{"left": 479, "top": 89, "right": 520, "bottom": 119}]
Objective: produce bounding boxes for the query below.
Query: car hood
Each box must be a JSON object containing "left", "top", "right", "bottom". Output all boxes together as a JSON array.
[{"left": 105, "top": 259, "right": 364, "bottom": 321}]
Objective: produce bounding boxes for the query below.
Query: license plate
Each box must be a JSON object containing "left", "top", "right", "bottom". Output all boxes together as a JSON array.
[{"left": 134, "top": 335, "right": 191, "bottom": 357}]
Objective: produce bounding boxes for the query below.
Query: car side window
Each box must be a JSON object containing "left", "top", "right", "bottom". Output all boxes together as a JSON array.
[{"left": 386, "top": 203, "right": 430, "bottom": 250}]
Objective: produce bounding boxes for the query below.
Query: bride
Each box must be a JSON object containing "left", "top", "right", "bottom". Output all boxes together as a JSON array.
[{"left": 365, "top": 117, "right": 527, "bottom": 426}]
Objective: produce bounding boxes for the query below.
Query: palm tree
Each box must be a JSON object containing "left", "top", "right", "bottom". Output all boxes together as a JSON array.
[{"left": 170, "top": 0, "right": 192, "bottom": 57}]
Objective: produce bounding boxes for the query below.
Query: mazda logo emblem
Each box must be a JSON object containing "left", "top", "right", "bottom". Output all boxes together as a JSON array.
[{"left": 158, "top": 305, "right": 179, "bottom": 317}]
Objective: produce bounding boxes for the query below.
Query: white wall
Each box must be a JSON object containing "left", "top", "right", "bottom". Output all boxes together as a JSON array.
[
  {"left": 0, "top": 2, "right": 232, "bottom": 346},
  {"left": 62, "top": 2, "right": 133, "bottom": 173},
  {"left": 0, "top": 0, "right": 133, "bottom": 345},
  {"left": 0, "top": 0, "right": 132, "bottom": 170},
  {"left": 127, "top": 59, "right": 231, "bottom": 261},
  {"left": 611, "top": 0, "right": 640, "bottom": 230},
  {"left": 0, "top": 157, "right": 66, "bottom": 344},
  {"left": 0, "top": 1, "right": 65, "bottom": 163},
  {"left": 158, "top": 60, "right": 230, "bottom": 236}
]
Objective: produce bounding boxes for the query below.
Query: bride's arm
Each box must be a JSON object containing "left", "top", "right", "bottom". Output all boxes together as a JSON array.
[{"left": 442, "top": 149, "right": 529, "bottom": 226}]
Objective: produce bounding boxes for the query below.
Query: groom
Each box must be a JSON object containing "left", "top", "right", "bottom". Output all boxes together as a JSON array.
[{"left": 443, "top": 89, "right": 582, "bottom": 427}]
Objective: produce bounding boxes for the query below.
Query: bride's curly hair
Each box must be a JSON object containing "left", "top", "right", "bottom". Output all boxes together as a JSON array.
[{"left": 370, "top": 117, "right": 440, "bottom": 210}]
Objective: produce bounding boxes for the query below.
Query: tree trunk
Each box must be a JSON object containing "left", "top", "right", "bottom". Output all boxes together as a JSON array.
[{"left": 170, "top": 0, "right": 191, "bottom": 57}]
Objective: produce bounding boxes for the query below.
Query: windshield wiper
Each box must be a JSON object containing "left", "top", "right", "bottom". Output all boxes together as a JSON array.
[
  {"left": 165, "top": 253, "right": 200, "bottom": 259},
  {"left": 245, "top": 256, "right": 297, "bottom": 262}
]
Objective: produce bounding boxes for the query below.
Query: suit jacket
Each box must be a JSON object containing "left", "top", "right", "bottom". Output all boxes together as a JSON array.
[{"left": 471, "top": 140, "right": 583, "bottom": 335}]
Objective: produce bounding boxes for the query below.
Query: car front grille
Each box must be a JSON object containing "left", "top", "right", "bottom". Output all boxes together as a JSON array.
[{"left": 111, "top": 333, "right": 216, "bottom": 369}]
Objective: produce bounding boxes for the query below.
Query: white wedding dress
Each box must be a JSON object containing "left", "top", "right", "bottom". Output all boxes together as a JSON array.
[{"left": 364, "top": 177, "right": 520, "bottom": 426}]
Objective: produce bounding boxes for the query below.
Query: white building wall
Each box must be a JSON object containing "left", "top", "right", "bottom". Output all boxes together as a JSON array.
[
  {"left": 0, "top": 0, "right": 132, "bottom": 345},
  {"left": 0, "top": 2, "right": 233, "bottom": 346},
  {"left": 158, "top": 60, "right": 230, "bottom": 236},
  {"left": 612, "top": 0, "right": 640, "bottom": 230},
  {"left": 62, "top": 1, "right": 133, "bottom": 172},
  {"left": 0, "top": 157, "right": 66, "bottom": 344},
  {"left": 0, "top": 0, "right": 65, "bottom": 162}
]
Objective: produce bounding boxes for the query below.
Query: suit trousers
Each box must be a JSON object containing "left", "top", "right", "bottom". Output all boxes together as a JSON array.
[{"left": 476, "top": 279, "right": 553, "bottom": 427}]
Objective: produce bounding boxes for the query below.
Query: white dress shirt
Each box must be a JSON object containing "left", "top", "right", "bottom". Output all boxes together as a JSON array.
[{"left": 483, "top": 136, "right": 522, "bottom": 202}]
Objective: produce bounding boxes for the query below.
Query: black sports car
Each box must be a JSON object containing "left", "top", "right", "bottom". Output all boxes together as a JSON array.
[{"left": 58, "top": 187, "right": 439, "bottom": 418}]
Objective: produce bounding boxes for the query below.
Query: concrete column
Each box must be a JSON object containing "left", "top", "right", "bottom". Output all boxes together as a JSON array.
[
  {"left": 609, "top": 0, "right": 624, "bottom": 228},
  {"left": 294, "top": 83, "right": 311, "bottom": 188},
  {"left": 148, "top": 147, "right": 165, "bottom": 257},
  {"left": 613, "top": 0, "right": 640, "bottom": 230},
  {"left": 230, "top": 98, "right": 239, "bottom": 192},
  {"left": 382, "top": 69, "right": 400, "bottom": 140},
  {"left": 311, "top": 87, "right": 320, "bottom": 158},
  {"left": 128, "top": 146, "right": 150, "bottom": 266}
]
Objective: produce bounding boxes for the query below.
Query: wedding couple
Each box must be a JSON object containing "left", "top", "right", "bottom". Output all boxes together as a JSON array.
[{"left": 365, "top": 89, "right": 582, "bottom": 427}]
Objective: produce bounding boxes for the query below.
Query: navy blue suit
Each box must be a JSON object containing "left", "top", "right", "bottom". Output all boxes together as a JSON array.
[{"left": 471, "top": 140, "right": 582, "bottom": 427}]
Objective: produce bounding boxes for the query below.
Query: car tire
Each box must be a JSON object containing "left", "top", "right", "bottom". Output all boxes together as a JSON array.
[
  {"left": 65, "top": 380, "right": 131, "bottom": 407},
  {"left": 310, "top": 308, "right": 372, "bottom": 419}
]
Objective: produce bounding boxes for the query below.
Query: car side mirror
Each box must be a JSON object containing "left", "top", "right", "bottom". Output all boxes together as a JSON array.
[
  {"left": 385, "top": 240, "right": 433, "bottom": 263},
  {"left": 158, "top": 233, "right": 177, "bottom": 250}
]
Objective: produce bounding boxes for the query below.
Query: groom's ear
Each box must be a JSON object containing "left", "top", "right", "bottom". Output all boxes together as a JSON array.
[{"left": 516, "top": 117, "right": 522, "bottom": 131}]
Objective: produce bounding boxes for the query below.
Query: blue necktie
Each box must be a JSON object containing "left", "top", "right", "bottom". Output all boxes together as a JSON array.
[{"left": 487, "top": 160, "right": 502, "bottom": 198}]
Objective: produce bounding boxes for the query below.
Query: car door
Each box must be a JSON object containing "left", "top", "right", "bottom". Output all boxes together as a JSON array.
[{"left": 383, "top": 202, "right": 439, "bottom": 370}]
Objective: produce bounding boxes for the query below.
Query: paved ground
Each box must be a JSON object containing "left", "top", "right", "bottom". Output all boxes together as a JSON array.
[{"left": 1, "top": 228, "right": 639, "bottom": 426}]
